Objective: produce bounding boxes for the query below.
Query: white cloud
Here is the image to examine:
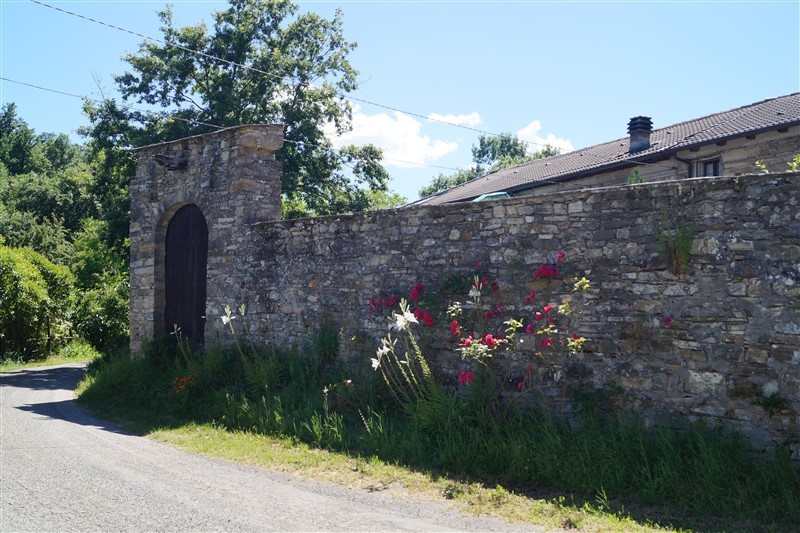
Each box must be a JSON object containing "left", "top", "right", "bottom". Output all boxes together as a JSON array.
[
  {"left": 427, "top": 112, "right": 482, "bottom": 127},
  {"left": 327, "top": 106, "right": 459, "bottom": 168},
  {"left": 517, "top": 120, "right": 574, "bottom": 154}
]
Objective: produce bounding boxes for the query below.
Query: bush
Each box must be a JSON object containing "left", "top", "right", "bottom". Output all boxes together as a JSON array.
[
  {"left": 0, "top": 245, "right": 75, "bottom": 358},
  {"left": 73, "top": 272, "right": 129, "bottom": 351}
]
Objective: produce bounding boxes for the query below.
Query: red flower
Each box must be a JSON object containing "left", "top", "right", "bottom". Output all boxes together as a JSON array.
[
  {"left": 413, "top": 307, "right": 424, "bottom": 320},
  {"left": 543, "top": 304, "right": 554, "bottom": 314},
  {"left": 517, "top": 381, "right": 524, "bottom": 390},
  {"left": 525, "top": 323, "right": 536, "bottom": 334},
  {"left": 534, "top": 265, "right": 559, "bottom": 279},
  {"left": 483, "top": 334, "right": 497, "bottom": 348},
  {"left": 450, "top": 320, "right": 461, "bottom": 336},
  {"left": 525, "top": 289, "right": 536, "bottom": 303},
  {"left": 534, "top": 312, "right": 543, "bottom": 321},
  {"left": 572, "top": 333, "right": 581, "bottom": 340},
  {"left": 410, "top": 283, "right": 425, "bottom": 302},
  {"left": 526, "top": 364, "right": 533, "bottom": 372},
  {"left": 556, "top": 251, "right": 565, "bottom": 263},
  {"left": 460, "top": 335, "right": 473, "bottom": 347},
  {"left": 422, "top": 312, "right": 434, "bottom": 327},
  {"left": 663, "top": 316, "right": 673, "bottom": 327},
  {"left": 486, "top": 311, "right": 494, "bottom": 319},
  {"left": 459, "top": 371, "right": 475, "bottom": 384},
  {"left": 538, "top": 338, "right": 553, "bottom": 348},
  {"left": 491, "top": 282, "right": 500, "bottom": 292}
]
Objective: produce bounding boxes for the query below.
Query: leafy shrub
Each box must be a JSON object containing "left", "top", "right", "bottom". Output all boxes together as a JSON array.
[
  {"left": 73, "top": 272, "right": 129, "bottom": 351},
  {"left": 0, "top": 245, "right": 75, "bottom": 358}
]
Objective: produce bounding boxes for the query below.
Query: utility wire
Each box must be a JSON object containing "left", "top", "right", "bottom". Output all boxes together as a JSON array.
[
  {"left": 0, "top": 75, "right": 466, "bottom": 173},
  {"left": 0, "top": 76, "right": 225, "bottom": 131},
  {"left": 25, "top": 0, "right": 679, "bottom": 172},
  {"left": 28, "top": 0, "right": 566, "bottom": 151}
]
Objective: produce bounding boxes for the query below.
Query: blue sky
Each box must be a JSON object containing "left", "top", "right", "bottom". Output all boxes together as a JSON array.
[{"left": 1, "top": 0, "right": 798, "bottom": 201}]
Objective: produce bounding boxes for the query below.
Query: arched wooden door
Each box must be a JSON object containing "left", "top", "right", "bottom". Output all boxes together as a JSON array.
[{"left": 164, "top": 204, "right": 208, "bottom": 343}]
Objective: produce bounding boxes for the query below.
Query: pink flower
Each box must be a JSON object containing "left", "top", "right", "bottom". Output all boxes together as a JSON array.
[
  {"left": 460, "top": 335, "right": 473, "bottom": 347},
  {"left": 556, "top": 251, "right": 565, "bottom": 263},
  {"left": 483, "top": 334, "right": 497, "bottom": 348},
  {"left": 410, "top": 283, "right": 425, "bottom": 302},
  {"left": 663, "top": 316, "right": 673, "bottom": 327},
  {"left": 534, "top": 312, "right": 543, "bottom": 321},
  {"left": 450, "top": 320, "right": 461, "bottom": 336},
  {"left": 525, "top": 323, "right": 536, "bottom": 334},
  {"left": 526, "top": 364, "right": 533, "bottom": 372},
  {"left": 538, "top": 338, "right": 553, "bottom": 348},
  {"left": 517, "top": 381, "right": 524, "bottom": 390}
]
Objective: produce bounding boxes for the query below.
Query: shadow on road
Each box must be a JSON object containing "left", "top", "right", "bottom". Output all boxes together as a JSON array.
[
  {"left": 16, "top": 399, "right": 135, "bottom": 436},
  {"left": 3, "top": 364, "right": 134, "bottom": 436},
  {"left": 1, "top": 364, "right": 87, "bottom": 391}
]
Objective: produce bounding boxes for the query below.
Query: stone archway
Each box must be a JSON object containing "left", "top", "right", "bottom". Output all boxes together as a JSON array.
[{"left": 164, "top": 204, "right": 208, "bottom": 343}]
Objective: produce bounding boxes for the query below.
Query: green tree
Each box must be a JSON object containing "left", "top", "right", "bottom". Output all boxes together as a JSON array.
[
  {"left": 419, "top": 134, "right": 560, "bottom": 198},
  {"left": 87, "top": 0, "right": 390, "bottom": 220},
  {"left": 0, "top": 103, "right": 37, "bottom": 176}
]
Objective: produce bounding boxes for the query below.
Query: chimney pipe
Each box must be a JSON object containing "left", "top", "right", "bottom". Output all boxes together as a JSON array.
[{"left": 627, "top": 116, "right": 653, "bottom": 153}]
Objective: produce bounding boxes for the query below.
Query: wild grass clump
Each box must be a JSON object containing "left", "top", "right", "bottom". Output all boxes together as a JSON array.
[
  {"left": 78, "top": 331, "right": 800, "bottom": 529},
  {"left": 77, "top": 253, "right": 799, "bottom": 529},
  {"left": 1, "top": 338, "right": 102, "bottom": 371}
]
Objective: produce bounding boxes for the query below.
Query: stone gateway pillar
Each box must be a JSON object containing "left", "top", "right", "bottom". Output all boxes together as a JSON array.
[{"left": 129, "top": 125, "right": 284, "bottom": 355}]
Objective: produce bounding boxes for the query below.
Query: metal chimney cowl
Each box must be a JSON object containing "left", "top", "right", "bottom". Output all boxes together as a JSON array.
[{"left": 628, "top": 116, "right": 653, "bottom": 153}]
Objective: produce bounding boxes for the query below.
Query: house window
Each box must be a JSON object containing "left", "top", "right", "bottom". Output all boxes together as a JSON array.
[{"left": 695, "top": 159, "right": 720, "bottom": 177}]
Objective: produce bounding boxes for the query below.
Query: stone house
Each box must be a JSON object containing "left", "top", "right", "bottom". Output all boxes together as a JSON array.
[{"left": 415, "top": 92, "right": 800, "bottom": 205}]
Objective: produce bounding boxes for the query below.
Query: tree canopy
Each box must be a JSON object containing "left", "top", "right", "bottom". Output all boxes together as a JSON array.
[
  {"left": 418, "top": 133, "right": 559, "bottom": 198},
  {"left": 84, "top": 0, "right": 390, "bottom": 219}
]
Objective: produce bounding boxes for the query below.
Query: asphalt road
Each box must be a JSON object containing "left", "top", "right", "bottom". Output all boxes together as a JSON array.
[{"left": 0, "top": 363, "right": 539, "bottom": 532}]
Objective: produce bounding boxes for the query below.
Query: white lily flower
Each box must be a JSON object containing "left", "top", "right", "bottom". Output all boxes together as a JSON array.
[
  {"left": 371, "top": 358, "right": 380, "bottom": 370},
  {"left": 392, "top": 310, "right": 418, "bottom": 331}
]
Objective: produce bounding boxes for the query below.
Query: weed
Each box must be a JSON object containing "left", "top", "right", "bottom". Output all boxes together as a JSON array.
[
  {"left": 656, "top": 212, "right": 696, "bottom": 275},
  {"left": 627, "top": 168, "right": 644, "bottom": 185}
]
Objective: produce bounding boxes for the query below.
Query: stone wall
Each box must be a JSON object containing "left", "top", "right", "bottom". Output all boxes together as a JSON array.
[
  {"left": 130, "top": 126, "right": 799, "bottom": 451},
  {"left": 216, "top": 173, "right": 798, "bottom": 451}
]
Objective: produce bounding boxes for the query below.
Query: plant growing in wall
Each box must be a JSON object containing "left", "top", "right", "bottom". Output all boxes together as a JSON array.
[
  {"left": 626, "top": 168, "right": 644, "bottom": 185},
  {"left": 656, "top": 212, "right": 696, "bottom": 275}
]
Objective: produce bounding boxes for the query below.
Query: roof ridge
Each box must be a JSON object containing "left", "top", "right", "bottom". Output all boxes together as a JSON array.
[{"left": 416, "top": 92, "right": 800, "bottom": 204}]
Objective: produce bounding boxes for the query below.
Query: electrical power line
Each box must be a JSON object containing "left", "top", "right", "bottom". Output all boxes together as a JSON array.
[
  {"left": 28, "top": 0, "right": 563, "bottom": 151},
  {"left": 0, "top": 75, "right": 467, "bottom": 173},
  {"left": 23, "top": 0, "right": 679, "bottom": 174}
]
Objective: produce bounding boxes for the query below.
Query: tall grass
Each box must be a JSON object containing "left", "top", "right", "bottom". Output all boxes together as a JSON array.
[{"left": 77, "top": 337, "right": 800, "bottom": 529}]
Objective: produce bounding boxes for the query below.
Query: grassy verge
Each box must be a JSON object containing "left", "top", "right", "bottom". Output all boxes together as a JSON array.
[
  {"left": 76, "top": 340, "right": 799, "bottom": 532},
  {"left": 0, "top": 339, "right": 102, "bottom": 372}
]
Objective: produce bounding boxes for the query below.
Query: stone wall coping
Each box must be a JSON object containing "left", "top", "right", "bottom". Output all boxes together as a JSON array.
[
  {"left": 253, "top": 172, "right": 797, "bottom": 229},
  {"left": 131, "top": 123, "right": 285, "bottom": 153}
]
